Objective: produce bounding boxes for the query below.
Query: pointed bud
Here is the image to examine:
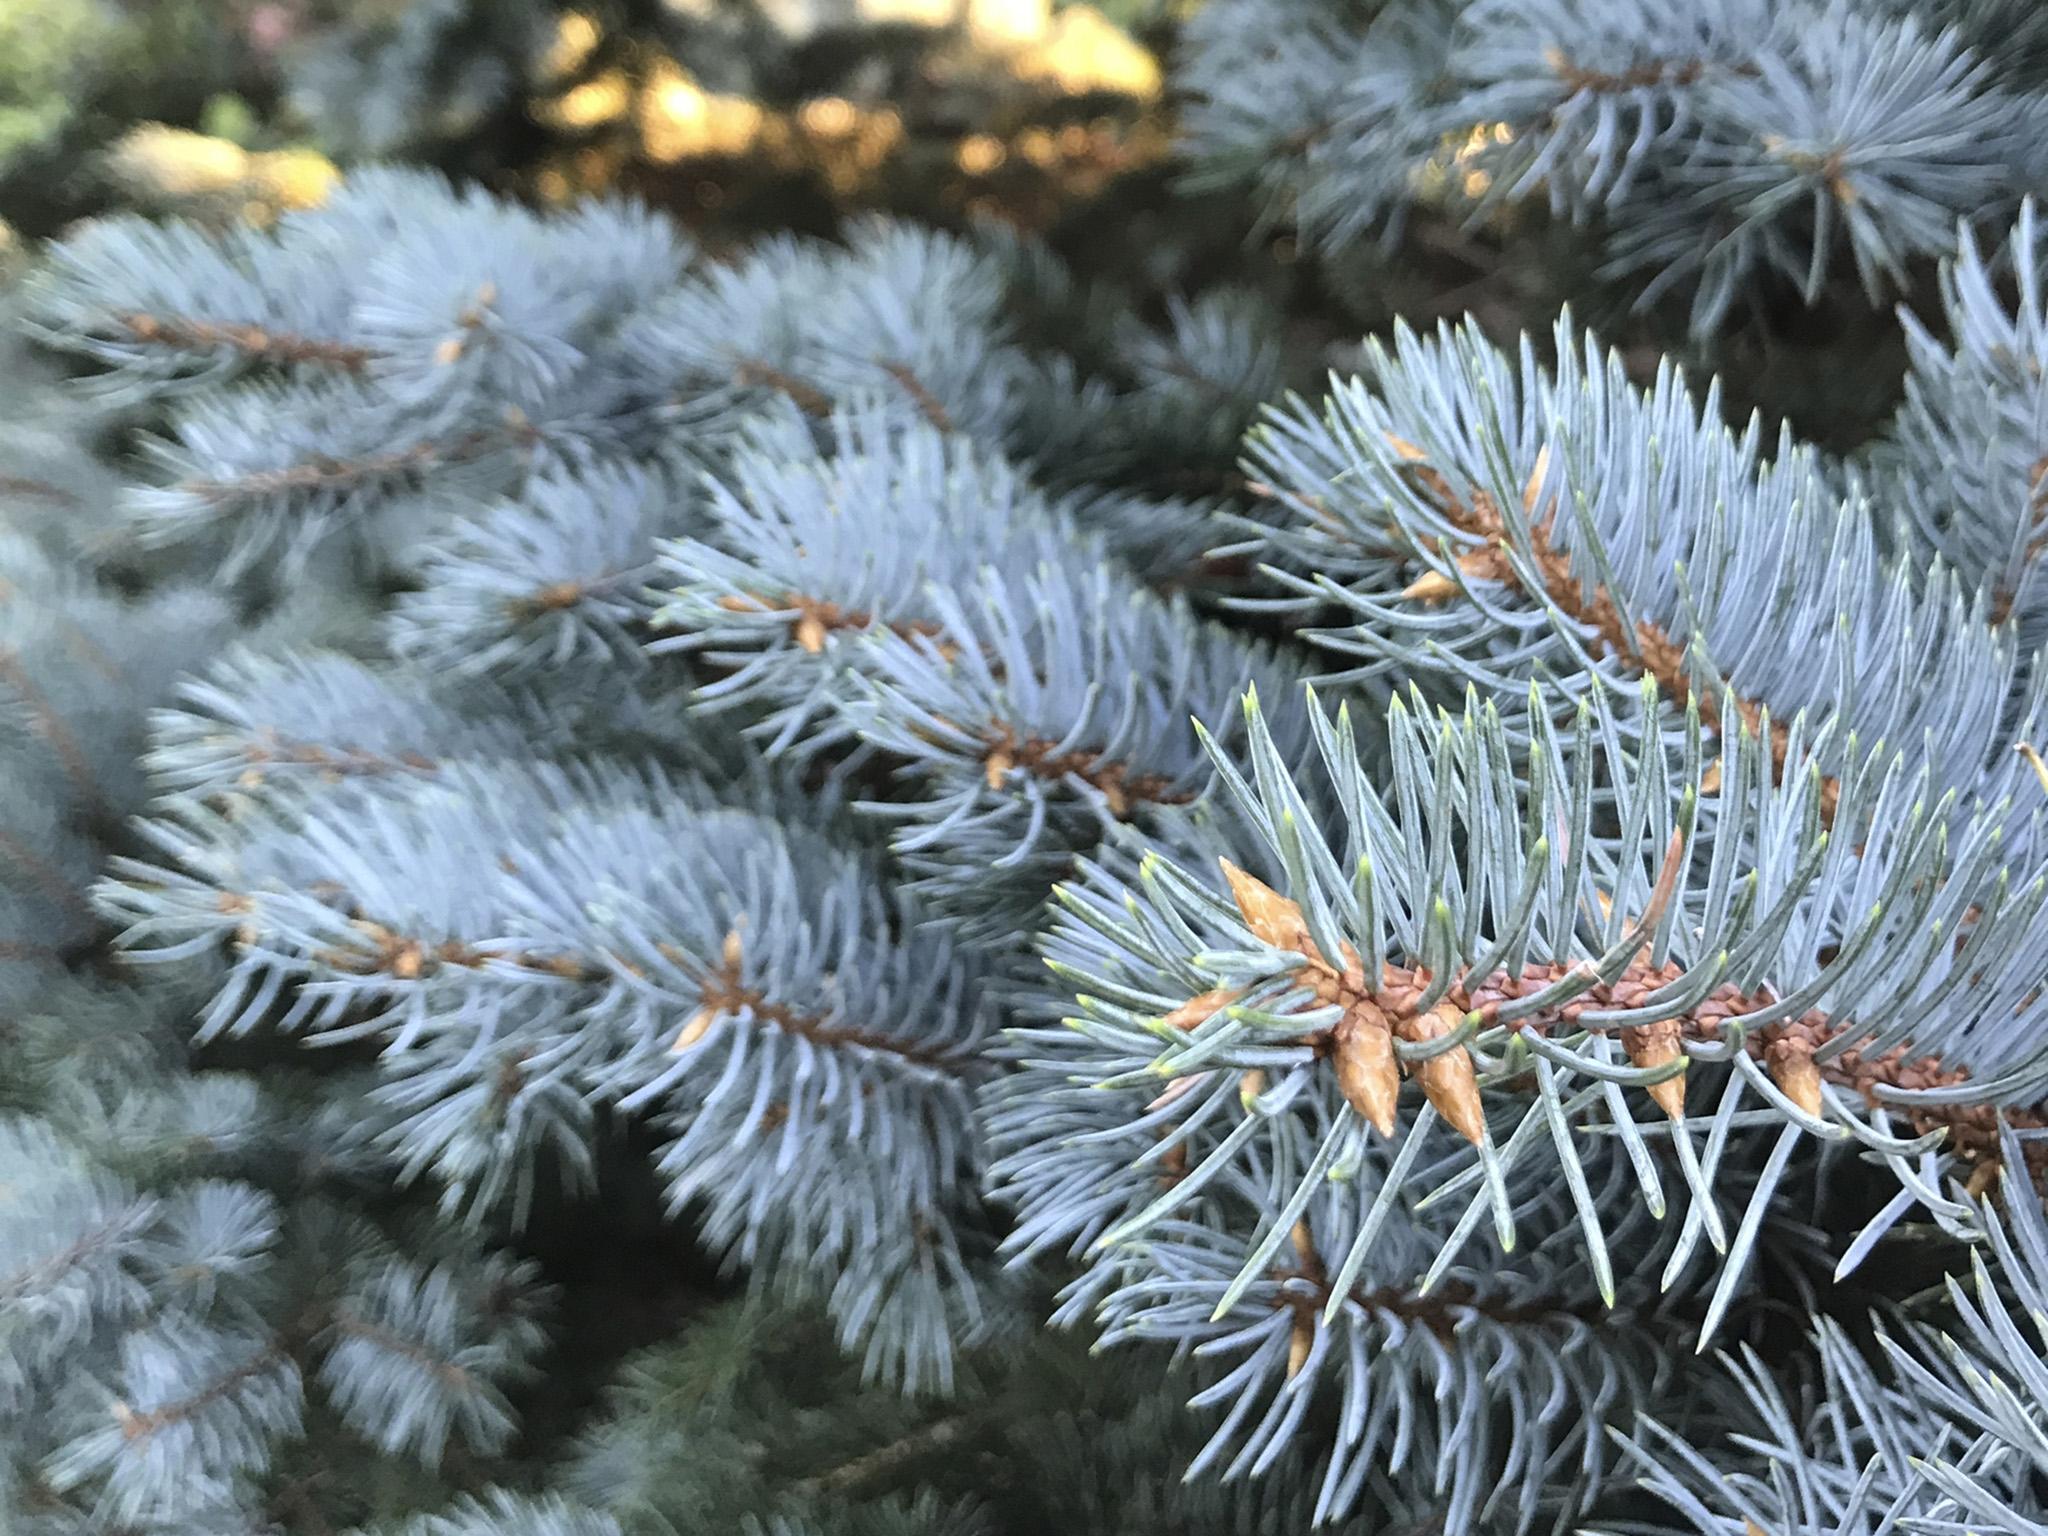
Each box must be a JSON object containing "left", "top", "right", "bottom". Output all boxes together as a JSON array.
[
  {"left": 794, "top": 612, "right": 828, "bottom": 653},
  {"left": 2018, "top": 740, "right": 2048, "bottom": 795},
  {"left": 1401, "top": 568, "right": 1459, "bottom": 603},
  {"left": 1383, "top": 432, "right": 1428, "bottom": 463},
  {"left": 672, "top": 1009, "right": 716, "bottom": 1052},
  {"left": 1145, "top": 1072, "right": 1209, "bottom": 1111},
  {"left": 1287, "top": 1316, "right": 1313, "bottom": 1379},
  {"left": 1291, "top": 1218, "right": 1318, "bottom": 1268},
  {"left": 1521, "top": 442, "right": 1552, "bottom": 515},
  {"left": 1333, "top": 1006, "right": 1399, "bottom": 1137},
  {"left": 1622, "top": 1020, "right": 1686, "bottom": 1120},
  {"left": 1217, "top": 859, "right": 1310, "bottom": 951},
  {"left": 1158, "top": 987, "right": 1241, "bottom": 1032},
  {"left": 984, "top": 749, "right": 1014, "bottom": 791},
  {"left": 722, "top": 926, "right": 745, "bottom": 970},
  {"left": 1767, "top": 1036, "right": 1823, "bottom": 1118},
  {"left": 1398, "top": 1002, "right": 1485, "bottom": 1146},
  {"left": 1637, "top": 825, "right": 1686, "bottom": 937}
]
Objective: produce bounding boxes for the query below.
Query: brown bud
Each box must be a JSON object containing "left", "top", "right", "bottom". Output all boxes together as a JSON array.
[
  {"left": 1217, "top": 859, "right": 1310, "bottom": 952},
  {"left": 672, "top": 1009, "right": 716, "bottom": 1052},
  {"left": 1332, "top": 1005, "right": 1399, "bottom": 1137},
  {"left": 1145, "top": 1072, "right": 1210, "bottom": 1111},
  {"left": 1158, "top": 987, "right": 1242, "bottom": 1032},
  {"left": 1622, "top": 1020, "right": 1687, "bottom": 1121},
  {"left": 794, "top": 612, "right": 828, "bottom": 653},
  {"left": 1402, "top": 547, "right": 1501, "bottom": 604},
  {"left": 2018, "top": 740, "right": 2048, "bottom": 796},
  {"left": 1521, "top": 442, "right": 1552, "bottom": 516},
  {"left": 1291, "top": 1218, "right": 1318, "bottom": 1265},
  {"left": 1398, "top": 1001, "right": 1486, "bottom": 1146},
  {"left": 433, "top": 336, "right": 465, "bottom": 366},
  {"left": 1286, "top": 1316, "right": 1313, "bottom": 1379},
  {"left": 1766, "top": 1036, "right": 1823, "bottom": 1118},
  {"left": 1238, "top": 1069, "right": 1268, "bottom": 1108},
  {"left": 1698, "top": 759, "right": 1724, "bottom": 795},
  {"left": 721, "top": 926, "right": 745, "bottom": 970},
  {"left": 1401, "top": 568, "right": 1459, "bottom": 604},
  {"left": 529, "top": 580, "right": 584, "bottom": 612},
  {"left": 1383, "top": 432, "right": 1428, "bottom": 463},
  {"left": 387, "top": 939, "right": 424, "bottom": 980},
  {"left": 1966, "top": 1159, "right": 2000, "bottom": 1200},
  {"left": 984, "top": 749, "right": 1014, "bottom": 791}
]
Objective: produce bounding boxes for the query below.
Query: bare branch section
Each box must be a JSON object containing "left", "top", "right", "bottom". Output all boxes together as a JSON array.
[
  {"left": 981, "top": 725, "right": 1196, "bottom": 816},
  {"left": 118, "top": 313, "right": 376, "bottom": 371},
  {"left": 1539, "top": 47, "right": 1718, "bottom": 94},
  {"left": 216, "top": 893, "right": 972, "bottom": 1077},
  {"left": 1168, "top": 861, "right": 2036, "bottom": 1167},
  {"left": 1273, "top": 1218, "right": 1597, "bottom": 1377},
  {"left": 713, "top": 591, "right": 951, "bottom": 655},
  {"left": 1372, "top": 440, "right": 1839, "bottom": 820},
  {"left": 110, "top": 1343, "right": 289, "bottom": 1442},
  {"left": 0, "top": 648, "right": 106, "bottom": 813},
  {"left": 178, "top": 424, "right": 535, "bottom": 509},
  {"left": 733, "top": 355, "right": 953, "bottom": 431}
]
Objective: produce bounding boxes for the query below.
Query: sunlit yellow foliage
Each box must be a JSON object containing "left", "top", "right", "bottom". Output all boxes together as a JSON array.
[
  {"left": 965, "top": 0, "right": 1054, "bottom": 46},
  {"left": 957, "top": 133, "right": 1006, "bottom": 174},
  {"left": 540, "top": 69, "right": 635, "bottom": 130},
  {"left": 102, "top": 125, "right": 338, "bottom": 223},
  {"left": 636, "top": 59, "right": 769, "bottom": 163},
  {"left": 1007, "top": 6, "right": 1161, "bottom": 99},
  {"left": 544, "top": 12, "right": 603, "bottom": 78},
  {"left": 862, "top": 0, "right": 961, "bottom": 25},
  {"left": 1410, "top": 120, "right": 1515, "bottom": 205}
]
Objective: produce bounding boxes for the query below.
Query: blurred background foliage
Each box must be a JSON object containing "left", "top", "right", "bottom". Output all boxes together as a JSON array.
[
  {"left": 0, "top": 0, "right": 1182, "bottom": 247},
  {"left": 0, "top": 0, "right": 1932, "bottom": 499}
]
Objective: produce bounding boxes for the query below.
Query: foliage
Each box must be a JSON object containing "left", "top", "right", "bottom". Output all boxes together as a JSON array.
[
  {"left": 12, "top": 15, "right": 2048, "bottom": 1530},
  {"left": 1180, "top": 0, "right": 2048, "bottom": 335}
]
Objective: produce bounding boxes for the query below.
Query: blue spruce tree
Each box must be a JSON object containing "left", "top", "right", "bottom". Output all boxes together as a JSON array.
[{"left": 11, "top": 8, "right": 2048, "bottom": 1525}]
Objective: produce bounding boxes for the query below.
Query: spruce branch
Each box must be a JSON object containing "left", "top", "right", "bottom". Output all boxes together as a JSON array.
[
  {"left": 1241, "top": 315, "right": 2022, "bottom": 823},
  {"left": 0, "top": 645, "right": 106, "bottom": 814},
  {"left": 114, "top": 312, "right": 376, "bottom": 372},
  {"left": 993, "top": 680, "right": 2048, "bottom": 1394},
  {"left": 170, "top": 419, "right": 537, "bottom": 513}
]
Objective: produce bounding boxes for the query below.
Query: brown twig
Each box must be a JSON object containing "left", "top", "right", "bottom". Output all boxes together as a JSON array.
[
  {"left": 981, "top": 724, "right": 1195, "bottom": 818},
  {"left": 0, "top": 648, "right": 106, "bottom": 813},
  {"left": 118, "top": 312, "right": 376, "bottom": 371},
  {"left": 1379, "top": 442, "right": 1840, "bottom": 822}
]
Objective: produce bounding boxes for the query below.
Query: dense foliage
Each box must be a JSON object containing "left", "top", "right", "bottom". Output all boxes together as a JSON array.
[{"left": 11, "top": 3, "right": 2048, "bottom": 1532}]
